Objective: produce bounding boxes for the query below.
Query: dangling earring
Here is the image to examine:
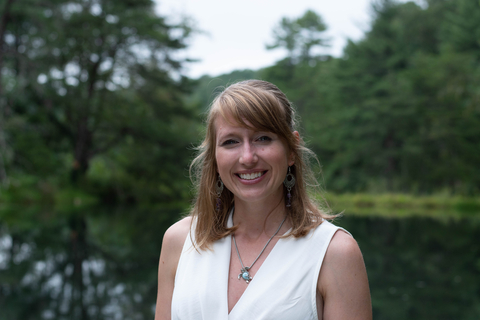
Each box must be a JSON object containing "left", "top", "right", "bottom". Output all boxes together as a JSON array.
[
  {"left": 215, "top": 176, "right": 224, "bottom": 212},
  {"left": 283, "top": 166, "right": 295, "bottom": 207}
]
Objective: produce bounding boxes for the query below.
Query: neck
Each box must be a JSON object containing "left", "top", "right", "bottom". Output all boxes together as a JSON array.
[{"left": 232, "top": 195, "right": 289, "bottom": 239}]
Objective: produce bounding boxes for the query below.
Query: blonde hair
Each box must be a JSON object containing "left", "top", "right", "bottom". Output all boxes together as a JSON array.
[{"left": 190, "top": 80, "right": 333, "bottom": 250}]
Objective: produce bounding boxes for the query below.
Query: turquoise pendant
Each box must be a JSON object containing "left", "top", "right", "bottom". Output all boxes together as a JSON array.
[{"left": 238, "top": 267, "right": 252, "bottom": 284}]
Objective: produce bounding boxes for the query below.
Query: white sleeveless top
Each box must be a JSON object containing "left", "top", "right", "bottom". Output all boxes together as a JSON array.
[{"left": 171, "top": 213, "right": 346, "bottom": 320}]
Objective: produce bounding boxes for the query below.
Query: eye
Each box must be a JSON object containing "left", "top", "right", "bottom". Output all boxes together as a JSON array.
[
  {"left": 221, "top": 139, "right": 238, "bottom": 146},
  {"left": 257, "top": 136, "right": 272, "bottom": 142}
]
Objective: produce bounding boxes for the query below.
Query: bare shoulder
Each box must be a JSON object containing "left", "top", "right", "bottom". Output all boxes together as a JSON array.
[
  {"left": 159, "top": 216, "right": 192, "bottom": 279},
  {"left": 162, "top": 216, "right": 192, "bottom": 256},
  {"left": 320, "top": 229, "right": 366, "bottom": 286},
  {"left": 318, "top": 229, "right": 372, "bottom": 320},
  {"left": 155, "top": 216, "right": 192, "bottom": 320},
  {"left": 325, "top": 230, "right": 362, "bottom": 263}
]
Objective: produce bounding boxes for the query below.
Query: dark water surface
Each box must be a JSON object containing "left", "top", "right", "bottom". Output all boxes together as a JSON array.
[
  {"left": 335, "top": 215, "right": 480, "bottom": 320},
  {"left": 0, "top": 205, "right": 479, "bottom": 319}
]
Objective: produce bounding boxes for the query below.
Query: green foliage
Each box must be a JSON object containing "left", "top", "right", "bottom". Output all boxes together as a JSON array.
[
  {"left": 441, "top": 0, "right": 480, "bottom": 56},
  {"left": 258, "top": 2, "right": 480, "bottom": 195},
  {"left": 0, "top": 175, "right": 55, "bottom": 205},
  {"left": 4, "top": 1, "right": 479, "bottom": 200},
  {"left": 399, "top": 51, "right": 480, "bottom": 193},
  {"left": 266, "top": 9, "right": 329, "bottom": 63},
  {"left": 1, "top": 0, "right": 198, "bottom": 204},
  {"left": 186, "top": 69, "right": 259, "bottom": 113}
]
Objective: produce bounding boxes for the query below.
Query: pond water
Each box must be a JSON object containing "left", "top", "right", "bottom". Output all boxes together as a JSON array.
[
  {"left": 335, "top": 215, "right": 480, "bottom": 320},
  {"left": 0, "top": 205, "right": 479, "bottom": 319}
]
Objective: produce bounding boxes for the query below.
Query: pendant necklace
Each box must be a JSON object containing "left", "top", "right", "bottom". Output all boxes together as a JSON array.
[{"left": 233, "top": 215, "right": 287, "bottom": 284}]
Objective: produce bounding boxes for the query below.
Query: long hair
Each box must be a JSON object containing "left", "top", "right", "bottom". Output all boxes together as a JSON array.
[{"left": 189, "top": 80, "right": 334, "bottom": 250}]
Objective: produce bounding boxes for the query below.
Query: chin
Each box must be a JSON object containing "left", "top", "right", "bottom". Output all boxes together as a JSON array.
[{"left": 235, "top": 192, "right": 278, "bottom": 204}]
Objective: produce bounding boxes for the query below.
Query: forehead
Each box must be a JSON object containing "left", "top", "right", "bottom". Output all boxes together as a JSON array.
[{"left": 214, "top": 114, "right": 254, "bottom": 135}]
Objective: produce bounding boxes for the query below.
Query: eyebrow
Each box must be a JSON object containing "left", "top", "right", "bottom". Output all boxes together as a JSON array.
[
  {"left": 217, "top": 128, "right": 276, "bottom": 140},
  {"left": 216, "top": 130, "right": 239, "bottom": 143}
]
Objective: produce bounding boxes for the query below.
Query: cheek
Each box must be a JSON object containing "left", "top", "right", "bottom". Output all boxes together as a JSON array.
[
  {"left": 268, "top": 147, "right": 290, "bottom": 165},
  {"left": 215, "top": 150, "right": 222, "bottom": 171},
  {"left": 215, "top": 149, "right": 230, "bottom": 173}
]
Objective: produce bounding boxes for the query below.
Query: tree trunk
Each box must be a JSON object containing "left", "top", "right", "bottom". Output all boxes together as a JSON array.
[
  {"left": 70, "top": 57, "right": 101, "bottom": 183},
  {"left": 0, "top": 0, "right": 16, "bottom": 187},
  {"left": 0, "top": 0, "right": 16, "bottom": 83},
  {"left": 71, "top": 111, "right": 94, "bottom": 182},
  {"left": 69, "top": 215, "right": 88, "bottom": 320}
]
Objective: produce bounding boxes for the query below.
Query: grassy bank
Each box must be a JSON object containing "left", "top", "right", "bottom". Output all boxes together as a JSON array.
[{"left": 325, "top": 193, "right": 480, "bottom": 219}]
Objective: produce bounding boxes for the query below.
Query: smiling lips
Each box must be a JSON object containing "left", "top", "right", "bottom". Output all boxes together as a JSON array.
[{"left": 237, "top": 171, "right": 266, "bottom": 180}]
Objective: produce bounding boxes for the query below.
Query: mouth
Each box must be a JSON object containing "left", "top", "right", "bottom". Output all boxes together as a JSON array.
[{"left": 236, "top": 171, "right": 267, "bottom": 180}]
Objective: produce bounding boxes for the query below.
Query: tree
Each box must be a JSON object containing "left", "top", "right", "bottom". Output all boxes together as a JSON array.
[
  {"left": 266, "top": 9, "right": 329, "bottom": 64},
  {"left": 1, "top": 0, "right": 195, "bottom": 188},
  {"left": 0, "top": 2, "right": 198, "bottom": 318}
]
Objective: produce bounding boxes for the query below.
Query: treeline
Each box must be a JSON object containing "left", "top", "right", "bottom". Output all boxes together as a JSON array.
[
  {"left": 191, "top": 0, "right": 480, "bottom": 196},
  {"left": 1, "top": 0, "right": 479, "bottom": 207}
]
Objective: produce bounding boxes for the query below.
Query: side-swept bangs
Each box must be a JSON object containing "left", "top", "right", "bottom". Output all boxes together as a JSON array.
[{"left": 210, "top": 83, "right": 294, "bottom": 137}]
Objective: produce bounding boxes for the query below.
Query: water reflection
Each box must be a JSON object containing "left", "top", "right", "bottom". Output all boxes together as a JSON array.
[
  {"left": 336, "top": 215, "right": 480, "bottom": 320},
  {"left": 0, "top": 205, "right": 182, "bottom": 320},
  {"left": 0, "top": 206, "right": 479, "bottom": 319}
]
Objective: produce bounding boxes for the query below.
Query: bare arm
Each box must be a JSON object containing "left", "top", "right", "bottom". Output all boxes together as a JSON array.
[
  {"left": 318, "top": 230, "right": 372, "bottom": 320},
  {"left": 154, "top": 217, "right": 192, "bottom": 320}
]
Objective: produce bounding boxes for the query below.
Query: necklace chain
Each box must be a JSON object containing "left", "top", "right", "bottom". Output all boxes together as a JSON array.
[{"left": 233, "top": 216, "right": 287, "bottom": 284}]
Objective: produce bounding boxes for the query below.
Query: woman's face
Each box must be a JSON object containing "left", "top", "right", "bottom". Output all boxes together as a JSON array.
[{"left": 214, "top": 114, "right": 295, "bottom": 205}]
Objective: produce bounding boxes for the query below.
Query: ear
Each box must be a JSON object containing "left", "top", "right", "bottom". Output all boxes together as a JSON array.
[{"left": 288, "top": 131, "right": 300, "bottom": 166}]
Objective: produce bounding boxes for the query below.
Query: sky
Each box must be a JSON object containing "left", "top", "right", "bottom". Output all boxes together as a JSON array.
[{"left": 154, "top": 0, "right": 410, "bottom": 79}]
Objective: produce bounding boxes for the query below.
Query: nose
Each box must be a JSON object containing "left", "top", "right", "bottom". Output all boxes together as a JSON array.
[{"left": 239, "top": 142, "right": 258, "bottom": 166}]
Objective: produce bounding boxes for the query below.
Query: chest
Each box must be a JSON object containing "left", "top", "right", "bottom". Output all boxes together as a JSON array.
[
  {"left": 227, "top": 236, "right": 280, "bottom": 314},
  {"left": 171, "top": 221, "right": 337, "bottom": 320}
]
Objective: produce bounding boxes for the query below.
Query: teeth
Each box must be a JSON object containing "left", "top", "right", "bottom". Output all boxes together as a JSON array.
[{"left": 239, "top": 172, "right": 264, "bottom": 180}]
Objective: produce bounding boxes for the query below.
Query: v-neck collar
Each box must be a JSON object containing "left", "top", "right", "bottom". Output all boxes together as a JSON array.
[{"left": 226, "top": 208, "right": 291, "bottom": 317}]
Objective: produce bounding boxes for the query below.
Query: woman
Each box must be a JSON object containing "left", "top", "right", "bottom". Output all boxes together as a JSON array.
[{"left": 155, "top": 80, "right": 371, "bottom": 319}]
